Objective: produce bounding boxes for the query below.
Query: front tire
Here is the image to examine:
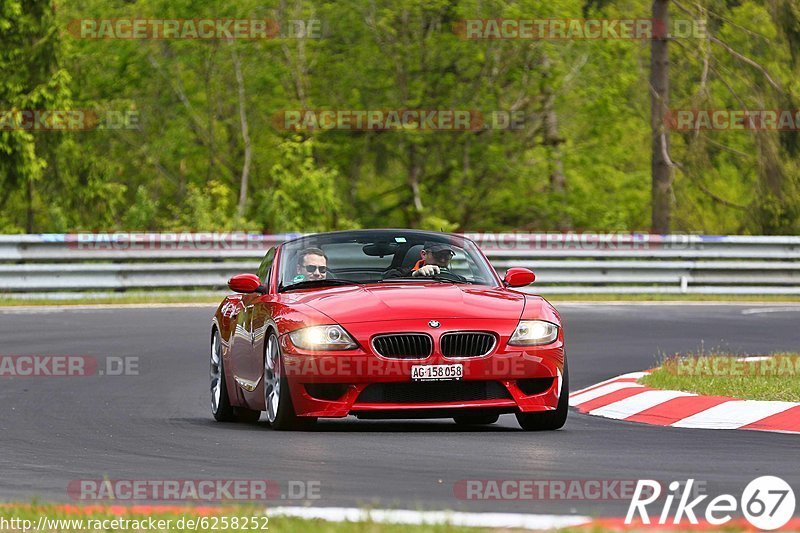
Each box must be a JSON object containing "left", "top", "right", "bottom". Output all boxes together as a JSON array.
[
  {"left": 264, "top": 332, "right": 316, "bottom": 431},
  {"left": 210, "top": 329, "right": 261, "bottom": 423},
  {"left": 515, "top": 360, "right": 569, "bottom": 431}
]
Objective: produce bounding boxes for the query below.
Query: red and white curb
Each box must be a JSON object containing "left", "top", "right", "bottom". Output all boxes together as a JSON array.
[{"left": 570, "top": 371, "right": 800, "bottom": 434}]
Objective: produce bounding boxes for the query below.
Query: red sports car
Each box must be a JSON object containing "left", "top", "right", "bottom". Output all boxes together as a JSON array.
[{"left": 210, "top": 229, "right": 567, "bottom": 430}]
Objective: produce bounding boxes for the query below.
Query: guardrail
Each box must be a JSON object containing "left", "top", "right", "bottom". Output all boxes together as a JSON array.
[{"left": 0, "top": 233, "right": 798, "bottom": 297}]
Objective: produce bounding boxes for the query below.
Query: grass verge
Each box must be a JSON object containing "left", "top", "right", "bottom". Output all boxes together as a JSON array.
[
  {"left": 0, "top": 503, "right": 794, "bottom": 532},
  {"left": 0, "top": 294, "right": 221, "bottom": 307},
  {"left": 0, "top": 504, "right": 483, "bottom": 533},
  {"left": 546, "top": 293, "right": 800, "bottom": 303},
  {"left": 640, "top": 353, "right": 800, "bottom": 401},
  {"left": 0, "top": 292, "right": 798, "bottom": 307}
]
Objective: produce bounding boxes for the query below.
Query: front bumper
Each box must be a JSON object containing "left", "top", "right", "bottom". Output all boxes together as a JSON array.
[{"left": 281, "top": 318, "right": 565, "bottom": 418}]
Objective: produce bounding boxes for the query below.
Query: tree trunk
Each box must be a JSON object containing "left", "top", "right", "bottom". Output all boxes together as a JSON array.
[
  {"left": 230, "top": 44, "right": 251, "bottom": 221},
  {"left": 540, "top": 52, "right": 570, "bottom": 230},
  {"left": 407, "top": 143, "right": 423, "bottom": 226},
  {"left": 26, "top": 174, "right": 34, "bottom": 233},
  {"left": 650, "top": 0, "right": 671, "bottom": 233},
  {"left": 204, "top": 46, "right": 218, "bottom": 184}
]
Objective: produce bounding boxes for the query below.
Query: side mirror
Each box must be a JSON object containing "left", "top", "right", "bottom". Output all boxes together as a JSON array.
[
  {"left": 503, "top": 267, "right": 535, "bottom": 288},
  {"left": 228, "top": 273, "right": 266, "bottom": 294}
]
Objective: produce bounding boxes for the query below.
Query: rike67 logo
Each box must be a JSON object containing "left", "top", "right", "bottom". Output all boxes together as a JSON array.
[{"left": 626, "top": 476, "right": 796, "bottom": 530}]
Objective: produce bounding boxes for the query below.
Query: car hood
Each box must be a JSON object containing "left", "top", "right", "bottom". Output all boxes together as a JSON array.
[{"left": 282, "top": 282, "right": 526, "bottom": 324}]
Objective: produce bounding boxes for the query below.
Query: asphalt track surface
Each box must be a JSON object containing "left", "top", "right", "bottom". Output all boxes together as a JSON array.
[{"left": 1, "top": 303, "right": 798, "bottom": 517}]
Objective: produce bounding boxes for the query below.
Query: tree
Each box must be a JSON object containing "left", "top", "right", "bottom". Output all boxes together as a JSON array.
[
  {"left": 261, "top": 136, "right": 350, "bottom": 232},
  {"left": 650, "top": 0, "right": 672, "bottom": 233},
  {"left": 0, "top": 0, "right": 71, "bottom": 232}
]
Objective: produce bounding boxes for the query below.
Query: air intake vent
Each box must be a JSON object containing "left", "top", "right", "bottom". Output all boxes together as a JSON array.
[
  {"left": 372, "top": 334, "right": 432, "bottom": 359},
  {"left": 356, "top": 381, "right": 512, "bottom": 403},
  {"left": 441, "top": 332, "right": 496, "bottom": 358},
  {"left": 516, "top": 377, "right": 555, "bottom": 396},
  {"left": 304, "top": 383, "right": 350, "bottom": 401}
]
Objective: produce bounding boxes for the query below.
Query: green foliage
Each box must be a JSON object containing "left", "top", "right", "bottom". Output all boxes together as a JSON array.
[
  {"left": 0, "top": 0, "right": 797, "bottom": 234},
  {"left": 0, "top": 0, "right": 71, "bottom": 232},
  {"left": 260, "top": 136, "right": 351, "bottom": 232},
  {"left": 123, "top": 186, "right": 158, "bottom": 230},
  {"left": 173, "top": 180, "right": 250, "bottom": 231}
]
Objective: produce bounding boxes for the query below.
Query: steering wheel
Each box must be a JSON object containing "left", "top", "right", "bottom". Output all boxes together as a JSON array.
[{"left": 434, "top": 269, "right": 467, "bottom": 282}]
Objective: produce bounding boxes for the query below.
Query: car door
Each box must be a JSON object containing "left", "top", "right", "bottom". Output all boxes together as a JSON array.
[
  {"left": 229, "top": 247, "right": 276, "bottom": 395},
  {"left": 228, "top": 292, "right": 259, "bottom": 393}
]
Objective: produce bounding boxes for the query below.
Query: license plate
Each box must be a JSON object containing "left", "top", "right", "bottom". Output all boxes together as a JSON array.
[{"left": 411, "top": 364, "right": 463, "bottom": 381}]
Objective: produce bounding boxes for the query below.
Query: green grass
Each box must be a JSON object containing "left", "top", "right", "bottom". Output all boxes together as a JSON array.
[
  {"left": 0, "top": 503, "right": 789, "bottom": 532},
  {"left": 546, "top": 293, "right": 800, "bottom": 303},
  {"left": 0, "top": 292, "right": 798, "bottom": 307},
  {"left": 0, "top": 504, "right": 485, "bottom": 533},
  {"left": 640, "top": 353, "right": 800, "bottom": 401},
  {"left": 0, "top": 294, "right": 221, "bottom": 307}
]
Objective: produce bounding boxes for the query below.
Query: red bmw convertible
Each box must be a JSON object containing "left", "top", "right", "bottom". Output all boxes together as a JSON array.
[{"left": 210, "top": 229, "right": 567, "bottom": 430}]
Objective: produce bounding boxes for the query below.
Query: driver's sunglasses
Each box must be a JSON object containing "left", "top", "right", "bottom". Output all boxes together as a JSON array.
[
  {"left": 432, "top": 251, "right": 455, "bottom": 261},
  {"left": 304, "top": 265, "right": 327, "bottom": 274}
]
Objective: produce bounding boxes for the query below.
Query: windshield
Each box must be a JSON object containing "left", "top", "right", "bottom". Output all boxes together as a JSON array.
[{"left": 277, "top": 230, "right": 498, "bottom": 291}]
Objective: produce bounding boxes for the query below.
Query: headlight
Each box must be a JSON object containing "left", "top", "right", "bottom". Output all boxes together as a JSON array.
[
  {"left": 508, "top": 320, "right": 559, "bottom": 346},
  {"left": 288, "top": 325, "right": 357, "bottom": 351}
]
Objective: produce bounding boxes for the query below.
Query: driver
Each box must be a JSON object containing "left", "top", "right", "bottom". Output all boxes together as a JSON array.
[
  {"left": 295, "top": 247, "right": 328, "bottom": 281},
  {"left": 384, "top": 242, "right": 456, "bottom": 278}
]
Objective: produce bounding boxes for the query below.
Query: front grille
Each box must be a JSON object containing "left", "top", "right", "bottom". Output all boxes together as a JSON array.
[
  {"left": 356, "top": 380, "right": 511, "bottom": 404},
  {"left": 372, "top": 334, "right": 432, "bottom": 359},
  {"left": 441, "top": 332, "right": 496, "bottom": 357}
]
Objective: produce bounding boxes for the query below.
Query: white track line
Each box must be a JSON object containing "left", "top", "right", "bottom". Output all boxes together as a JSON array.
[
  {"left": 589, "top": 390, "right": 694, "bottom": 420},
  {"left": 570, "top": 371, "right": 649, "bottom": 396},
  {"left": 741, "top": 306, "right": 800, "bottom": 315},
  {"left": 671, "top": 400, "right": 798, "bottom": 429},
  {"left": 569, "top": 381, "right": 644, "bottom": 407},
  {"left": 266, "top": 506, "right": 591, "bottom": 530}
]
